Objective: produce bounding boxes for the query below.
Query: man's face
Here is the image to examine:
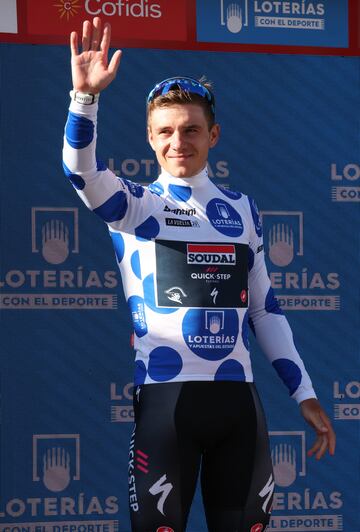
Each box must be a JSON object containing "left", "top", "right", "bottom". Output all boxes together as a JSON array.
[{"left": 147, "top": 103, "right": 220, "bottom": 178}]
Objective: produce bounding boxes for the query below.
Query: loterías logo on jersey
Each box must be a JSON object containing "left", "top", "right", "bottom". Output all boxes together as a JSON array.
[{"left": 187, "top": 244, "right": 236, "bottom": 265}]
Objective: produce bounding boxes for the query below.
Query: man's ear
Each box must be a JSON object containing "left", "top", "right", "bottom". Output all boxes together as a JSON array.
[
  {"left": 147, "top": 125, "right": 155, "bottom": 150},
  {"left": 209, "top": 123, "right": 220, "bottom": 148}
]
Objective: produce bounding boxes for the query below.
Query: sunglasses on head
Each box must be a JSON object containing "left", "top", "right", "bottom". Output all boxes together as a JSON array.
[{"left": 147, "top": 77, "right": 215, "bottom": 116}]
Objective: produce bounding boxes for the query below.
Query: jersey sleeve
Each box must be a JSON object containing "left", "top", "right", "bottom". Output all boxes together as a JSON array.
[
  {"left": 247, "top": 197, "right": 316, "bottom": 404},
  {"left": 62, "top": 99, "right": 163, "bottom": 232}
]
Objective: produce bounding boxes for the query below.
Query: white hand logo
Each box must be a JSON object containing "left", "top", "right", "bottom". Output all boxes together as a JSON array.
[
  {"left": 226, "top": 3, "right": 243, "bottom": 33},
  {"left": 42, "top": 220, "right": 70, "bottom": 264},
  {"left": 209, "top": 314, "right": 221, "bottom": 334},
  {"left": 43, "top": 447, "right": 71, "bottom": 492},
  {"left": 268, "top": 223, "right": 294, "bottom": 266},
  {"left": 271, "top": 443, "right": 297, "bottom": 487}
]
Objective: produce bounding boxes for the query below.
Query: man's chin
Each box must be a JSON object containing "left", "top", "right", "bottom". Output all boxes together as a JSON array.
[{"left": 165, "top": 164, "right": 199, "bottom": 178}]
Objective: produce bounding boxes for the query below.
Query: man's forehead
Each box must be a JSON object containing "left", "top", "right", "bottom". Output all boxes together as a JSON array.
[{"left": 148, "top": 103, "right": 207, "bottom": 126}]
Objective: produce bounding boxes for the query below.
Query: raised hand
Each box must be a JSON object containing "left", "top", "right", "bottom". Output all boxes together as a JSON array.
[{"left": 70, "top": 17, "right": 122, "bottom": 94}]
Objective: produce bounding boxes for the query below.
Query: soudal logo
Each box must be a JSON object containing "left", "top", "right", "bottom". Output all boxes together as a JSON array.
[{"left": 187, "top": 244, "right": 236, "bottom": 265}]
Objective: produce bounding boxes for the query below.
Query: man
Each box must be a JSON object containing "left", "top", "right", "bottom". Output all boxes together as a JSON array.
[{"left": 63, "top": 17, "right": 335, "bottom": 532}]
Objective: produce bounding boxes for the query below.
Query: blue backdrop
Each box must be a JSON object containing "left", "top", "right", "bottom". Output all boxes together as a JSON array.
[{"left": 0, "top": 42, "right": 359, "bottom": 532}]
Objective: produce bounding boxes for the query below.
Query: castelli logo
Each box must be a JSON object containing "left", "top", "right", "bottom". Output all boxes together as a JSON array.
[
  {"left": 156, "top": 527, "right": 174, "bottom": 532},
  {"left": 250, "top": 524, "right": 263, "bottom": 532}
]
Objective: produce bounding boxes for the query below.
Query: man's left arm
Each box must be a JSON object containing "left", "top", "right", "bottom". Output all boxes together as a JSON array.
[{"left": 247, "top": 197, "right": 336, "bottom": 459}]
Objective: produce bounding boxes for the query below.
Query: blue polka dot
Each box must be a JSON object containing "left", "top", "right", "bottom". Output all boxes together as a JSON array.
[
  {"left": 128, "top": 295, "right": 148, "bottom": 338},
  {"left": 272, "top": 359, "right": 302, "bottom": 396},
  {"left": 206, "top": 198, "right": 243, "bottom": 237},
  {"left": 96, "top": 159, "right": 107, "bottom": 171},
  {"left": 248, "top": 247, "right": 255, "bottom": 272},
  {"left": 131, "top": 251, "right": 141, "bottom": 279},
  {"left": 135, "top": 216, "right": 160, "bottom": 241},
  {"left": 182, "top": 309, "right": 238, "bottom": 360},
  {"left": 124, "top": 179, "right": 144, "bottom": 198},
  {"left": 248, "top": 197, "right": 263, "bottom": 237},
  {"left": 148, "top": 181, "right": 164, "bottom": 196},
  {"left": 65, "top": 111, "right": 94, "bottom": 149},
  {"left": 143, "top": 274, "right": 178, "bottom": 314},
  {"left": 216, "top": 185, "right": 242, "bottom": 200},
  {"left": 134, "top": 360, "right": 147, "bottom": 385},
  {"left": 93, "top": 191, "right": 128, "bottom": 223},
  {"left": 241, "top": 310, "right": 249, "bottom": 350},
  {"left": 265, "top": 287, "right": 283, "bottom": 314},
  {"left": 215, "top": 359, "right": 245, "bottom": 381},
  {"left": 62, "top": 161, "right": 85, "bottom": 190},
  {"left": 109, "top": 231, "right": 125, "bottom": 263},
  {"left": 148, "top": 346, "right": 183, "bottom": 381},
  {"left": 168, "top": 184, "right": 192, "bottom": 201}
]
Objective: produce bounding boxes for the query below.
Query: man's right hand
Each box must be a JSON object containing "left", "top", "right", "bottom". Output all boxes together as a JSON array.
[{"left": 70, "top": 17, "right": 122, "bottom": 94}]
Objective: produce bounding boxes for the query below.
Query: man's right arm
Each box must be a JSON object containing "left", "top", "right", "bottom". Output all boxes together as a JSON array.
[{"left": 63, "top": 17, "right": 162, "bottom": 231}]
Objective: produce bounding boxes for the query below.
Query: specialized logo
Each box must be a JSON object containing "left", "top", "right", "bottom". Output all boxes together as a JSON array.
[
  {"left": 259, "top": 473, "right": 275, "bottom": 514},
  {"left": 149, "top": 474, "right": 173, "bottom": 516},
  {"left": 187, "top": 243, "right": 236, "bottom": 265},
  {"left": 165, "top": 286, "right": 188, "bottom": 304},
  {"left": 157, "top": 527, "right": 175, "bottom": 532},
  {"left": 210, "top": 287, "right": 219, "bottom": 304}
]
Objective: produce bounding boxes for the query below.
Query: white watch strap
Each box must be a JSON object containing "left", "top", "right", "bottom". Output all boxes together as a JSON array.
[{"left": 69, "top": 90, "right": 100, "bottom": 105}]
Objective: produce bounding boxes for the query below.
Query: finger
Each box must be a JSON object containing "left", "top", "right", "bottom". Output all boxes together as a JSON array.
[
  {"left": 307, "top": 436, "right": 322, "bottom": 457},
  {"left": 108, "top": 50, "right": 122, "bottom": 78},
  {"left": 315, "top": 435, "right": 329, "bottom": 460},
  {"left": 91, "top": 17, "right": 101, "bottom": 51},
  {"left": 70, "top": 31, "right": 78, "bottom": 57},
  {"left": 100, "top": 22, "right": 111, "bottom": 56},
  {"left": 82, "top": 20, "right": 91, "bottom": 52},
  {"left": 321, "top": 414, "right": 336, "bottom": 455}
]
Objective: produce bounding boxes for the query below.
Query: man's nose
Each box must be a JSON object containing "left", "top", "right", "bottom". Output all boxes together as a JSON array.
[{"left": 170, "top": 131, "right": 184, "bottom": 150}]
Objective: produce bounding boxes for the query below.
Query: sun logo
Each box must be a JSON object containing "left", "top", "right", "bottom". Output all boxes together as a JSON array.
[{"left": 54, "top": 0, "right": 81, "bottom": 21}]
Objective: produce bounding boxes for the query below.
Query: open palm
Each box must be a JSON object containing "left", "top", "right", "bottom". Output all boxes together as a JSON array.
[{"left": 70, "top": 17, "right": 121, "bottom": 94}]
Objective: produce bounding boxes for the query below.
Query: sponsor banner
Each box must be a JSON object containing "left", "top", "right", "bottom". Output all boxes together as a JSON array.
[
  {"left": 333, "top": 381, "right": 360, "bottom": 420},
  {"left": 110, "top": 382, "right": 135, "bottom": 422},
  {"left": 269, "top": 514, "right": 343, "bottom": 531},
  {"left": 26, "top": 0, "right": 187, "bottom": 41},
  {"left": 196, "top": 0, "right": 348, "bottom": 47},
  {"left": 269, "top": 432, "right": 343, "bottom": 530},
  {"left": 261, "top": 211, "right": 341, "bottom": 312},
  {"left": 0, "top": 293, "right": 117, "bottom": 309},
  {"left": 330, "top": 162, "right": 360, "bottom": 202},
  {"left": 0, "top": 207, "right": 118, "bottom": 311},
  {"left": 0, "top": 0, "right": 18, "bottom": 33},
  {"left": 277, "top": 295, "right": 340, "bottom": 311},
  {"left": 155, "top": 240, "right": 248, "bottom": 308},
  {"left": 0, "top": 521, "right": 119, "bottom": 532}
]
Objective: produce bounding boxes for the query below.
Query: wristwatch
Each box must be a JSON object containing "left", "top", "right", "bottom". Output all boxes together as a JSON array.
[{"left": 69, "top": 90, "right": 100, "bottom": 105}]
